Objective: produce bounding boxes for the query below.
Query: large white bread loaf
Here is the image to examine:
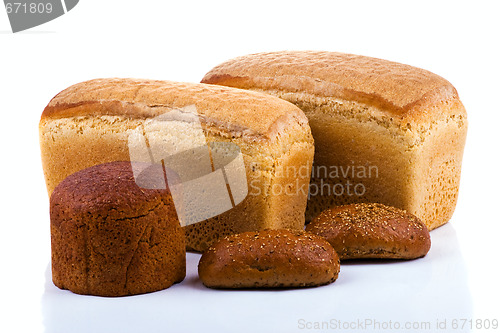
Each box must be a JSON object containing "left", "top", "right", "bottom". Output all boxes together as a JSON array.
[
  {"left": 40, "top": 78, "right": 314, "bottom": 251},
  {"left": 202, "top": 51, "right": 468, "bottom": 230}
]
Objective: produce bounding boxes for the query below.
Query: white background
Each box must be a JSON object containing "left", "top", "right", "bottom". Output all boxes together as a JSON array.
[{"left": 1, "top": 1, "right": 498, "bottom": 332}]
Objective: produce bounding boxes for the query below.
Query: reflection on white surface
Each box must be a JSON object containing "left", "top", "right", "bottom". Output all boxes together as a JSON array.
[{"left": 42, "top": 223, "right": 472, "bottom": 333}]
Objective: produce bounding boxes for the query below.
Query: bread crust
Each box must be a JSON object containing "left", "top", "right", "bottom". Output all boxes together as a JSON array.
[
  {"left": 41, "top": 78, "right": 309, "bottom": 143},
  {"left": 305, "top": 203, "right": 431, "bottom": 260},
  {"left": 198, "top": 229, "right": 340, "bottom": 288},
  {"left": 201, "top": 51, "right": 465, "bottom": 123},
  {"left": 50, "top": 161, "right": 186, "bottom": 296}
]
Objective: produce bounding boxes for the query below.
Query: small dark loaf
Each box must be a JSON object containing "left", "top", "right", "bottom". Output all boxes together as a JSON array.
[
  {"left": 198, "top": 229, "right": 340, "bottom": 289},
  {"left": 306, "top": 203, "right": 431, "bottom": 260},
  {"left": 50, "top": 161, "right": 185, "bottom": 297}
]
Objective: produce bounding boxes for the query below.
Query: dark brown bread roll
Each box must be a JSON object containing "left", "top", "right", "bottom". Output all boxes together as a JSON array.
[
  {"left": 306, "top": 203, "right": 431, "bottom": 260},
  {"left": 50, "top": 161, "right": 185, "bottom": 297},
  {"left": 198, "top": 229, "right": 340, "bottom": 289}
]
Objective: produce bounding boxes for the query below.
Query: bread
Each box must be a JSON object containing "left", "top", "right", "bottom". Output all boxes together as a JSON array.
[
  {"left": 40, "top": 78, "right": 314, "bottom": 251},
  {"left": 198, "top": 229, "right": 340, "bottom": 288},
  {"left": 50, "top": 161, "right": 185, "bottom": 296},
  {"left": 201, "top": 51, "right": 468, "bottom": 230},
  {"left": 305, "top": 203, "right": 431, "bottom": 260}
]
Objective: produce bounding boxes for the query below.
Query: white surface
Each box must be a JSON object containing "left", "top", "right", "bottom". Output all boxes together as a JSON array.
[
  {"left": 1, "top": 1, "right": 499, "bottom": 332},
  {"left": 42, "top": 224, "right": 472, "bottom": 333}
]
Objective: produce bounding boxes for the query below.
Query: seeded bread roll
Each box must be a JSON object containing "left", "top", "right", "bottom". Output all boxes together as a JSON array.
[
  {"left": 198, "top": 229, "right": 340, "bottom": 288},
  {"left": 305, "top": 203, "right": 431, "bottom": 260},
  {"left": 50, "top": 161, "right": 185, "bottom": 297},
  {"left": 201, "top": 51, "right": 468, "bottom": 230},
  {"left": 40, "top": 78, "right": 314, "bottom": 252}
]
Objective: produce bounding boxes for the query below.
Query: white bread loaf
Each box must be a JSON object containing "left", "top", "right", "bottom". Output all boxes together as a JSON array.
[
  {"left": 202, "top": 51, "right": 468, "bottom": 230},
  {"left": 39, "top": 78, "right": 314, "bottom": 251}
]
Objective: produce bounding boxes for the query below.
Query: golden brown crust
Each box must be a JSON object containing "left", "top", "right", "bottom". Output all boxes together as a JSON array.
[
  {"left": 305, "top": 203, "right": 431, "bottom": 260},
  {"left": 50, "top": 161, "right": 186, "bottom": 296},
  {"left": 198, "top": 229, "right": 340, "bottom": 288},
  {"left": 201, "top": 51, "right": 465, "bottom": 122},
  {"left": 41, "top": 78, "right": 309, "bottom": 142}
]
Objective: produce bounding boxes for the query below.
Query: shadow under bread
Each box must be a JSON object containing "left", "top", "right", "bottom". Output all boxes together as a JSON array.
[{"left": 42, "top": 224, "right": 473, "bottom": 333}]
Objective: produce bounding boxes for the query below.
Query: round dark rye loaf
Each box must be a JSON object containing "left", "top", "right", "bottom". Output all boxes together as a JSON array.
[
  {"left": 50, "top": 161, "right": 185, "bottom": 297},
  {"left": 198, "top": 229, "right": 340, "bottom": 289},
  {"left": 306, "top": 203, "right": 431, "bottom": 260}
]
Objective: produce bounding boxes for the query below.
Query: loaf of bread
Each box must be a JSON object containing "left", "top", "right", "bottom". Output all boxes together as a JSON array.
[
  {"left": 198, "top": 229, "right": 340, "bottom": 288},
  {"left": 40, "top": 78, "right": 314, "bottom": 251},
  {"left": 305, "top": 203, "right": 431, "bottom": 260},
  {"left": 201, "top": 51, "right": 468, "bottom": 230},
  {"left": 50, "top": 161, "right": 185, "bottom": 296}
]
